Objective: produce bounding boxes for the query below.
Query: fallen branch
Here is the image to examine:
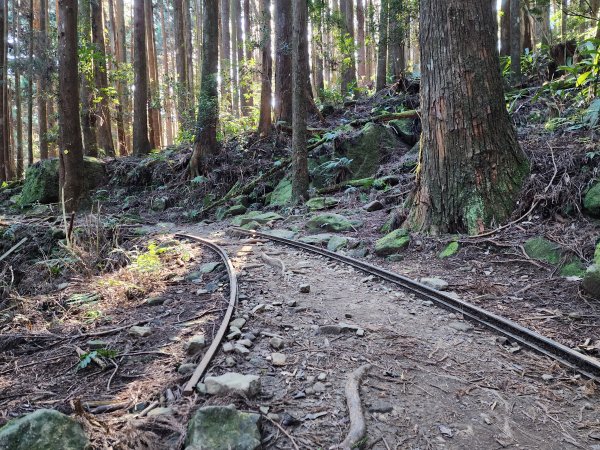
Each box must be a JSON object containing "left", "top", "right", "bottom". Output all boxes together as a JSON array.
[
  {"left": 350, "top": 110, "right": 419, "bottom": 127},
  {"left": 339, "top": 364, "right": 371, "bottom": 450},
  {"left": 0, "top": 237, "right": 27, "bottom": 263},
  {"left": 264, "top": 414, "right": 300, "bottom": 450}
]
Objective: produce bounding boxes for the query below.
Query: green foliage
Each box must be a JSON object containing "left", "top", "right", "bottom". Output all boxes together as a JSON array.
[
  {"left": 439, "top": 242, "right": 459, "bottom": 259},
  {"left": 77, "top": 349, "right": 118, "bottom": 371},
  {"left": 132, "top": 242, "right": 170, "bottom": 273},
  {"left": 583, "top": 98, "right": 600, "bottom": 128},
  {"left": 311, "top": 157, "right": 353, "bottom": 186}
]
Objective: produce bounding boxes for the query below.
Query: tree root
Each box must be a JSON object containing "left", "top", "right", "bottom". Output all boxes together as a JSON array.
[{"left": 339, "top": 364, "right": 371, "bottom": 450}]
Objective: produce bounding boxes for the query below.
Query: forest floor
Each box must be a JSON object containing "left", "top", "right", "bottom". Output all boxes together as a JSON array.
[{"left": 1, "top": 86, "right": 600, "bottom": 448}]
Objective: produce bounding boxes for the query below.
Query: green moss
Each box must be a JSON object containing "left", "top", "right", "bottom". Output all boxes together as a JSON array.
[
  {"left": 231, "top": 211, "right": 283, "bottom": 226},
  {"left": 346, "top": 177, "right": 375, "bottom": 188},
  {"left": 464, "top": 196, "right": 485, "bottom": 236},
  {"left": 560, "top": 259, "right": 586, "bottom": 277},
  {"left": 523, "top": 237, "right": 561, "bottom": 265},
  {"left": 583, "top": 265, "right": 600, "bottom": 299},
  {"left": 439, "top": 241, "right": 459, "bottom": 259},
  {"left": 375, "top": 229, "right": 410, "bottom": 256},
  {"left": 306, "top": 213, "right": 361, "bottom": 232},
  {"left": 269, "top": 177, "right": 292, "bottom": 207},
  {"left": 306, "top": 197, "right": 339, "bottom": 211}
]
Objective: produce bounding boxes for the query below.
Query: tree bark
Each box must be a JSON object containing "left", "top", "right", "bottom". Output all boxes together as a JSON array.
[
  {"left": 231, "top": 0, "right": 241, "bottom": 117},
  {"left": 133, "top": 0, "right": 151, "bottom": 155},
  {"left": 183, "top": 0, "right": 194, "bottom": 92},
  {"left": 27, "top": 0, "right": 34, "bottom": 166},
  {"left": 220, "top": 0, "right": 232, "bottom": 112},
  {"left": 38, "top": 0, "right": 49, "bottom": 160},
  {"left": 376, "top": 0, "right": 388, "bottom": 91},
  {"left": 145, "top": 0, "right": 162, "bottom": 149},
  {"left": 356, "top": 0, "right": 366, "bottom": 84},
  {"left": 91, "top": 0, "right": 115, "bottom": 155},
  {"left": 340, "top": 0, "right": 357, "bottom": 97},
  {"left": 110, "top": 0, "right": 129, "bottom": 155},
  {"left": 274, "top": 0, "right": 292, "bottom": 124},
  {"left": 257, "top": 0, "right": 272, "bottom": 136},
  {"left": 57, "top": 0, "right": 85, "bottom": 211},
  {"left": 173, "top": 0, "right": 190, "bottom": 128},
  {"left": 510, "top": 0, "right": 521, "bottom": 82},
  {"left": 0, "top": 0, "right": 6, "bottom": 180},
  {"left": 14, "top": 0, "right": 23, "bottom": 178},
  {"left": 160, "top": 0, "right": 174, "bottom": 145},
  {"left": 408, "top": 0, "right": 528, "bottom": 235},
  {"left": 388, "top": 0, "right": 405, "bottom": 80},
  {"left": 500, "top": 0, "right": 510, "bottom": 56},
  {"left": 242, "top": 0, "right": 253, "bottom": 112},
  {"left": 189, "top": 0, "right": 219, "bottom": 176},
  {"left": 80, "top": 0, "right": 97, "bottom": 157},
  {"left": 292, "top": 0, "right": 308, "bottom": 202}
]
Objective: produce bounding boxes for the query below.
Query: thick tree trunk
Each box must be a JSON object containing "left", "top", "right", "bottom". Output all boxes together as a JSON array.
[
  {"left": 80, "top": 0, "right": 97, "bottom": 157},
  {"left": 57, "top": 0, "right": 85, "bottom": 211},
  {"left": 173, "top": 0, "right": 190, "bottom": 128},
  {"left": 27, "top": 0, "right": 34, "bottom": 166},
  {"left": 145, "top": 0, "right": 162, "bottom": 149},
  {"left": 388, "top": 0, "right": 405, "bottom": 80},
  {"left": 376, "top": 0, "right": 388, "bottom": 91},
  {"left": 14, "top": 0, "right": 23, "bottom": 178},
  {"left": 408, "top": 0, "right": 528, "bottom": 235},
  {"left": 356, "top": 0, "right": 366, "bottom": 84},
  {"left": 220, "top": 0, "right": 232, "bottom": 112},
  {"left": 291, "top": 0, "right": 308, "bottom": 202},
  {"left": 274, "top": 0, "right": 292, "bottom": 124},
  {"left": 110, "top": 0, "right": 128, "bottom": 155},
  {"left": 365, "top": 0, "right": 374, "bottom": 84},
  {"left": 510, "top": 0, "right": 521, "bottom": 82},
  {"left": 241, "top": 0, "right": 253, "bottom": 112},
  {"left": 500, "top": 0, "right": 510, "bottom": 56},
  {"left": 160, "top": 0, "right": 174, "bottom": 145},
  {"left": 38, "top": 0, "right": 49, "bottom": 160},
  {"left": 0, "top": 0, "right": 6, "bottom": 180},
  {"left": 91, "top": 0, "right": 114, "bottom": 156},
  {"left": 231, "top": 0, "right": 241, "bottom": 117},
  {"left": 257, "top": 0, "right": 272, "bottom": 136},
  {"left": 340, "top": 0, "right": 357, "bottom": 97},
  {"left": 189, "top": 0, "right": 219, "bottom": 176},
  {"left": 535, "top": 0, "right": 551, "bottom": 45},
  {"left": 133, "top": 0, "right": 151, "bottom": 155},
  {"left": 183, "top": 0, "right": 194, "bottom": 92}
]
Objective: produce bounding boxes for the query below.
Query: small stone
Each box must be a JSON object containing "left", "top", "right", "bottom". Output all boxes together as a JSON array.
[
  {"left": 317, "top": 373, "right": 327, "bottom": 381},
  {"left": 243, "top": 332, "right": 257, "bottom": 341},
  {"left": 356, "top": 329, "right": 365, "bottom": 337},
  {"left": 204, "top": 373, "right": 261, "bottom": 397},
  {"left": 128, "top": 326, "right": 152, "bottom": 338},
  {"left": 269, "top": 337, "right": 285, "bottom": 350},
  {"left": 87, "top": 339, "right": 109, "bottom": 349},
  {"left": 259, "top": 406, "right": 269, "bottom": 415},
  {"left": 364, "top": 200, "right": 384, "bottom": 212},
  {"left": 271, "top": 353, "right": 287, "bottom": 366},
  {"left": 196, "top": 383, "right": 207, "bottom": 394},
  {"left": 225, "top": 357, "right": 236, "bottom": 367},
  {"left": 420, "top": 277, "right": 449, "bottom": 291},
  {"left": 313, "top": 382, "right": 326, "bottom": 393},
  {"left": 306, "top": 376, "right": 315, "bottom": 383},
  {"left": 251, "top": 304, "right": 266, "bottom": 314},
  {"left": 146, "top": 296, "right": 166, "bottom": 306},
  {"left": 231, "top": 318, "right": 247, "bottom": 329},
  {"left": 305, "top": 387, "right": 315, "bottom": 395},
  {"left": 200, "top": 262, "right": 223, "bottom": 273},
  {"left": 542, "top": 374, "right": 554, "bottom": 381},
  {"left": 186, "top": 334, "right": 207, "bottom": 355},
  {"left": 448, "top": 321, "right": 474, "bottom": 332},
  {"left": 147, "top": 407, "right": 173, "bottom": 417},
  {"left": 227, "top": 327, "right": 242, "bottom": 340},
  {"left": 267, "top": 413, "right": 280, "bottom": 422},
  {"left": 286, "top": 299, "right": 297, "bottom": 307},
  {"left": 292, "top": 391, "right": 306, "bottom": 399},
  {"left": 223, "top": 342, "right": 235, "bottom": 353},
  {"left": 299, "top": 284, "right": 310, "bottom": 293},
  {"left": 234, "top": 344, "right": 250, "bottom": 355},
  {"left": 178, "top": 363, "right": 196, "bottom": 375},
  {"left": 368, "top": 401, "right": 393, "bottom": 413},
  {"left": 238, "top": 339, "right": 253, "bottom": 348}
]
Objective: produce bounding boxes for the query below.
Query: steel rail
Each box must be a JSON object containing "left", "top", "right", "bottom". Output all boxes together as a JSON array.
[
  {"left": 175, "top": 234, "right": 239, "bottom": 395},
  {"left": 231, "top": 227, "right": 600, "bottom": 381}
]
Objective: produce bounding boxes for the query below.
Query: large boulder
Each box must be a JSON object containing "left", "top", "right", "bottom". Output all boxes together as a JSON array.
[
  {"left": 185, "top": 405, "right": 261, "bottom": 450},
  {"left": 375, "top": 229, "right": 410, "bottom": 256},
  {"left": 0, "top": 409, "right": 89, "bottom": 450},
  {"left": 269, "top": 177, "right": 292, "bottom": 207},
  {"left": 19, "top": 157, "right": 106, "bottom": 206},
  {"left": 584, "top": 182, "right": 600, "bottom": 217},
  {"left": 231, "top": 211, "right": 283, "bottom": 226},
  {"left": 306, "top": 213, "right": 362, "bottom": 232}
]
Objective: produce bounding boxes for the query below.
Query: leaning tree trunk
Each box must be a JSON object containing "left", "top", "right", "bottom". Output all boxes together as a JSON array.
[
  {"left": 274, "top": 0, "right": 292, "bottom": 124},
  {"left": 189, "top": 0, "right": 219, "bottom": 177},
  {"left": 133, "top": 0, "right": 151, "bottom": 155},
  {"left": 408, "top": 0, "right": 529, "bottom": 235},
  {"left": 291, "top": 0, "right": 308, "bottom": 202},
  {"left": 57, "top": 0, "right": 85, "bottom": 212},
  {"left": 376, "top": 0, "right": 388, "bottom": 91},
  {"left": 257, "top": 0, "right": 272, "bottom": 136}
]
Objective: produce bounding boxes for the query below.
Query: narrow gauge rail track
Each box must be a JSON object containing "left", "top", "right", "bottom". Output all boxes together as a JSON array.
[
  {"left": 231, "top": 227, "right": 600, "bottom": 382},
  {"left": 175, "top": 234, "right": 239, "bottom": 395}
]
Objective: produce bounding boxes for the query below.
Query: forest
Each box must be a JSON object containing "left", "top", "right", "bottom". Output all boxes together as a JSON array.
[{"left": 0, "top": 0, "right": 600, "bottom": 449}]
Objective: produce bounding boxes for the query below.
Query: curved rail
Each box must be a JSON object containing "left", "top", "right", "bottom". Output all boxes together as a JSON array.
[
  {"left": 231, "top": 227, "right": 600, "bottom": 381},
  {"left": 175, "top": 233, "right": 239, "bottom": 395}
]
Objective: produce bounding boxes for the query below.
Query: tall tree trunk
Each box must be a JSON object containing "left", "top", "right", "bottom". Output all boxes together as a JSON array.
[
  {"left": 91, "top": 0, "right": 115, "bottom": 155},
  {"left": 133, "top": 0, "right": 151, "bottom": 155},
  {"left": 376, "top": 0, "right": 388, "bottom": 91},
  {"left": 500, "top": 0, "right": 510, "bottom": 56},
  {"left": 274, "top": 0, "right": 292, "bottom": 123},
  {"left": 160, "top": 0, "right": 174, "bottom": 145},
  {"left": 561, "top": 0, "right": 567, "bottom": 40},
  {"left": 109, "top": 0, "right": 128, "bottom": 155},
  {"left": 510, "top": 0, "right": 521, "bottom": 82},
  {"left": 356, "top": 0, "right": 366, "bottom": 84},
  {"left": 14, "top": 0, "right": 23, "bottom": 178},
  {"left": 257, "top": 0, "right": 272, "bottom": 136},
  {"left": 291, "top": 0, "right": 308, "bottom": 202},
  {"left": 80, "top": 0, "right": 98, "bottom": 157},
  {"left": 145, "top": 0, "right": 162, "bottom": 149},
  {"left": 27, "top": 0, "right": 34, "bottom": 166},
  {"left": 241, "top": 0, "right": 253, "bottom": 112},
  {"left": 365, "top": 0, "right": 374, "bottom": 84},
  {"left": 408, "top": 0, "right": 528, "bottom": 235},
  {"left": 189, "top": 0, "right": 218, "bottom": 176},
  {"left": 183, "top": 0, "right": 194, "bottom": 92},
  {"left": 388, "top": 0, "right": 405, "bottom": 79},
  {"left": 220, "top": 0, "right": 232, "bottom": 112},
  {"left": 173, "top": 0, "right": 190, "bottom": 128},
  {"left": 231, "top": 0, "right": 241, "bottom": 117},
  {"left": 57, "top": 0, "right": 85, "bottom": 211},
  {"left": 38, "top": 0, "right": 49, "bottom": 159},
  {"left": 340, "top": 0, "right": 357, "bottom": 97},
  {"left": 535, "top": 0, "right": 551, "bottom": 45},
  {"left": 0, "top": 0, "right": 6, "bottom": 180}
]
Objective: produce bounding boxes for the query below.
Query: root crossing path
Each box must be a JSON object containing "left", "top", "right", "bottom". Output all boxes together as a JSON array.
[{"left": 174, "top": 226, "right": 599, "bottom": 449}]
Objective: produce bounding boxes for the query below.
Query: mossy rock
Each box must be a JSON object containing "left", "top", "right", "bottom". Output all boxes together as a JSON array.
[
  {"left": 373, "top": 175, "right": 401, "bottom": 190},
  {"left": 306, "top": 213, "right": 361, "bottom": 232},
  {"left": 225, "top": 204, "right": 247, "bottom": 218},
  {"left": 583, "top": 265, "right": 600, "bottom": 299},
  {"left": 439, "top": 242, "right": 459, "bottom": 259},
  {"left": 231, "top": 211, "right": 283, "bottom": 226},
  {"left": 298, "top": 233, "right": 334, "bottom": 245},
  {"left": 269, "top": 177, "right": 292, "bottom": 207},
  {"left": 375, "top": 229, "right": 410, "bottom": 256},
  {"left": 306, "top": 197, "right": 339, "bottom": 211},
  {"left": 389, "top": 119, "right": 419, "bottom": 146},
  {"left": 584, "top": 182, "right": 600, "bottom": 217},
  {"left": 19, "top": 157, "right": 106, "bottom": 206},
  {"left": 0, "top": 409, "right": 89, "bottom": 450},
  {"left": 560, "top": 259, "right": 586, "bottom": 278},
  {"left": 185, "top": 405, "right": 261, "bottom": 450},
  {"left": 327, "top": 235, "right": 349, "bottom": 252},
  {"left": 346, "top": 177, "right": 375, "bottom": 189},
  {"left": 240, "top": 220, "right": 262, "bottom": 230},
  {"left": 523, "top": 237, "right": 561, "bottom": 265}
]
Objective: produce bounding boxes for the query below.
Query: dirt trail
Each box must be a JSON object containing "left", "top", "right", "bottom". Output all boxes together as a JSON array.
[{"left": 173, "top": 224, "right": 600, "bottom": 449}]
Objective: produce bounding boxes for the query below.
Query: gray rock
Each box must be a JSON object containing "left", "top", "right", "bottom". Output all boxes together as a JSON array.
[
  {"left": 286, "top": 299, "right": 297, "bottom": 307},
  {"left": 225, "top": 357, "right": 236, "bottom": 367},
  {"left": 313, "top": 382, "right": 326, "bottom": 393},
  {"left": 420, "top": 277, "right": 449, "bottom": 291},
  {"left": 204, "top": 373, "right": 261, "bottom": 397},
  {"left": 327, "top": 235, "right": 349, "bottom": 252},
  {"left": 223, "top": 342, "right": 234, "bottom": 353},
  {"left": 201, "top": 262, "right": 223, "bottom": 273},
  {"left": 186, "top": 335, "right": 207, "bottom": 355},
  {"left": 299, "top": 284, "right": 311, "bottom": 293},
  {"left": 298, "top": 233, "right": 334, "bottom": 245},
  {"left": 147, "top": 407, "right": 174, "bottom": 417},
  {"left": 230, "top": 318, "right": 247, "bottom": 329},
  {"left": 128, "top": 326, "right": 152, "bottom": 338},
  {"left": 364, "top": 200, "right": 384, "bottom": 212},
  {"left": 87, "top": 339, "right": 108, "bottom": 349},
  {"left": 264, "top": 229, "right": 297, "bottom": 240},
  {"left": 196, "top": 383, "right": 207, "bottom": 394},
  {"left": 369, "top": 401, "right": 393, "bottom": 413},
  {"left": 237, "top": 339, "right": 253, "bottom": 348},
  {"left": 0, "top": 409, "right": 89, "bottom": 450},
  {"left": 178, "top": 363, "right": 197, "bottom": 376},
  {"left": 271, "top": 353, "right": 287, "bottom": 366},
  {"left": 146, "top": 296, "right": 167, "bottom": 306},
  {"left": 448, "top": 321, "right": 474, "bottom": 332},
  {"left": 234, "top": 344, "right": 250, "bottom": 355},
  {"left": 317, "top": 373, "right": 327, "bottom": 381},
  {"left": 251, "top": 304, "right": 265, "bottom": 314},
  {"left": 269, "top": 337, "right": 285, "bottom": 350},
  {"left": 185, "top": 405, "right": 261, "bottom": 450}
]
